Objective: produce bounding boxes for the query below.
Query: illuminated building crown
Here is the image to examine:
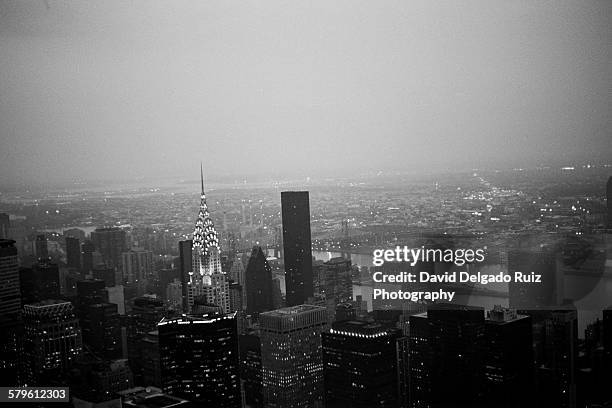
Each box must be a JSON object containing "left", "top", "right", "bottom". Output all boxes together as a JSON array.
[{"left": 192, "top": 164, "right": 220, "bottom": 257}]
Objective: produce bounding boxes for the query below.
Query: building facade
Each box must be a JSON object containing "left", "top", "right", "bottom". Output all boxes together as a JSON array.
[{"left": 260, "top": 304, "right": 327, "bottom": 408}]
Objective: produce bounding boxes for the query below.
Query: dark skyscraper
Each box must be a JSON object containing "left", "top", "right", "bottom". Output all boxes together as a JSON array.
[
  {"left": 139, "top": 330, "right": 161, "bottom": 388},
  {"left": 408, "top": 312, "right": 431, "bottom": 408},
  {"left": 0, "top": 239, "right": 21, "bottom": 316},
  {"left": 127, "top": 295, "right": 167, "bottom": 385},
  {"left": 91, "top": 227, "right": 127, "bottom": 268},
  {"left": 322, "top": 320, "right": 401, "bottom": 408},
  {"left": 66, "top": 236, "right": 81, "bottom": 270},
  {"left": 604, "top": 307, "right": 612, "bottom": 363},
  {"left": 35, "top": 234, "right": 49, "bottom": 261},
  {"left": 537, "top": 310, "right": 578, "bottom": 408},
  {"left": 178, "top": 239, "right": 192, "bottom": 311},
  {"left": 239, "top": 332, "right": 263, "bottom": 408},
  {"left": 20, "top": 260, "right": 61, "bottom": 303},
  {"left": 607, "top": 176, "right": 612, "bottom": 229},
  {"left": 483, "top": 306, "right": 533, "bottom": 407},
  {"left": 408, "top": 305, "right": 486, "bottom": 407},
  {"left": 245, "top": 246, "right": 274, "bottom": 314},
  {"left": 76, "top": 279, "right": 121, "bottom": 360},
  {"left": 92, "top": 265, "right": 116, "bottom": 287},
  {"left": 158, "top": 312, "right": 241, "bottom": 408},
  {"left": 81, "top": 240, "right": 96, "bottom": 274},
  {"left": 0, "top": 239, "right": 22, "bottom": 386},
  {"left": 80, "top": 302, "right": 122, "bottom": 360},
  {"left": 281, "top": 191, "right": 313, "bottom": 306},
  {"left": 76, "top": 279, "right": 108, "bottom": 303},
  {"left": 22, "top": 300, "right": 82, "bottom": 386},
  {"left": 0, "top": 213, "right": 9, "bottom": 239}
]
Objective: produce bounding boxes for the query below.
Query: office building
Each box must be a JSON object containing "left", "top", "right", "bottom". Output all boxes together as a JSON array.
[
  {"left": 0, "top": 239, "right": 21, "bottom": 316},
  {"left": 0, "top": 239, "right": 22, "bottom": 385},
  {"left": 483, "top": 306, "right": 533, "bottom": 407},
  {"left": 120, "top": 386, "right": 195, "bottom": 408},
  {"left": 315, "top": 257, "right": 353, "bottom": 321},
  {"left": 35, "top": 234, "right": 49, "bottom": 261},
  {"left": 127, "top": 295, "right": 167, "bottom": 385},
  {"left": 0, "top": 213, "right": 9, "bottom": 239},
  {"left": 322, "top": 320, "right": 401, "bottom": 408},
  {"left": 281, "top": 191, "right": 313, "bottom": 306},
  {"left": 122, "top": 248, "right": 153, "bottom": 285},
  {"left": 260, "top": 304, "right": 327, "bottom": 408},
  {"left": 140, "top": 330, "right": 161, "bottom": 388},
  {"left": 178, "top": 240, "right": 192, "bottom": 312},
  {"left": 93, "top": 264, "right": 116, "bottom": 287},
  {"left": 91, "top": 227, "right": 127, "bottom": 268},
  {"left": 245, "top": 246, "right": 274, "bottom": 314},
  {"left": 66, "top": 236, "right": 81, "bottom": 270},
  {"left": 81, "top": 239, "right": 96, "bottom": 274},
  {"left": 22, "top": 300, "right": 82, "bottom": 385},
  {"left": 20, "top": 259, "right": 61, "bottom": 303},
  {"left": 408, "top": 305, "right": 486, "bottom": 407},
  {"left": 607, "top": 176, "right": 612, "bottom": 228},
  {"left": 158, "top": 312, "right": 241, "bottom": 407},
  {"left": 80, "top": 302, "right": 122, "bottom": 360},
  {"left": 239, "top": 332, "right": 263, "bottom": 408}
]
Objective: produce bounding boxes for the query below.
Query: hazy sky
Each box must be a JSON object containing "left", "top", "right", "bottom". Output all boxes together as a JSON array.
[{"left": 1, "top": 1, "right": 610, "bottom": 185}]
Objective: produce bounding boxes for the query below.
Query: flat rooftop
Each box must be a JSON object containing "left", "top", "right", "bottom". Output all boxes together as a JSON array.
[{"left": 262, "top": 304, "right": 325, "bottom": 316}]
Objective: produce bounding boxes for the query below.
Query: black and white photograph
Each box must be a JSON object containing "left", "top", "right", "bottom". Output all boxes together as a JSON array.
[{"left": 1, "top": 1, "right": 611, "bottom": 407}]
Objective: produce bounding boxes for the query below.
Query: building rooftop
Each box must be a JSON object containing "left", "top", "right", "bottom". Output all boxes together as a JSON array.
[
  {"left": 325, "top": 256, "right": 350, "bottom": 265},
  {"left": 120, "top": 387, "right": 194, "bottom": 408},
  {"left": 25, "top": 299, "right": 71, "bottom": 308},
  {"left": 262, "top": 304, "right": 325, "bottom": 317},
  {"left": 330, "top": 320, "right": 393, "bottom": 337}
]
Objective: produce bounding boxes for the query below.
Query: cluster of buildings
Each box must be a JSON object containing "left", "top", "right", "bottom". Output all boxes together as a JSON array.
[{"left": 0, "top": 173, "right": 611, "bottom": 407}]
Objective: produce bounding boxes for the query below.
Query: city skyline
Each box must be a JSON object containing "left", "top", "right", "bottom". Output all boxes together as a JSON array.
[
  {"left": 1, "top": 163, "right": 611, "bottom": 406},
  {"left": 0, "top": 1, "right": 611, "bottom": 406}
]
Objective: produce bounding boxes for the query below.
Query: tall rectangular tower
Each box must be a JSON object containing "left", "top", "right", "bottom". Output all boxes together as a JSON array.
[
  {"left": 0, "top": 213, "right": 10, "bottom": 239},
  {"left": 260, "top": 304, "right": 327, "bottom": 408},
  {"left": 0, "top": 239, "right": 22, "bottom": 385},
  {"left": 483, "top": 306, "right": 533, "bottom": 407},
  {"left": 65, "top": 236, "right": 81, "bottom": 270},
  {"left": 0, "top": 239, "right": 20, "bottom": 316},
  {"left": 607, "top": 176, "right": 612, "bottom": 229},
  {"left": 178, "top": 240, "right": 192, "bottom": 311},
  {"left": 281, "top": 191, "right": 313, "bottom": 306}
]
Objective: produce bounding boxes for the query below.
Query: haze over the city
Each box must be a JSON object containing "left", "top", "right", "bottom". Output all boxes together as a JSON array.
[{"left": 1, "top": 0, "right": 610, "bottom": 186}]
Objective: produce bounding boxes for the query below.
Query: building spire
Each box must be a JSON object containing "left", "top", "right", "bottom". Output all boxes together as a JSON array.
[{"left": 200, "top": 162, "right": 204, "bottom": 195}]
